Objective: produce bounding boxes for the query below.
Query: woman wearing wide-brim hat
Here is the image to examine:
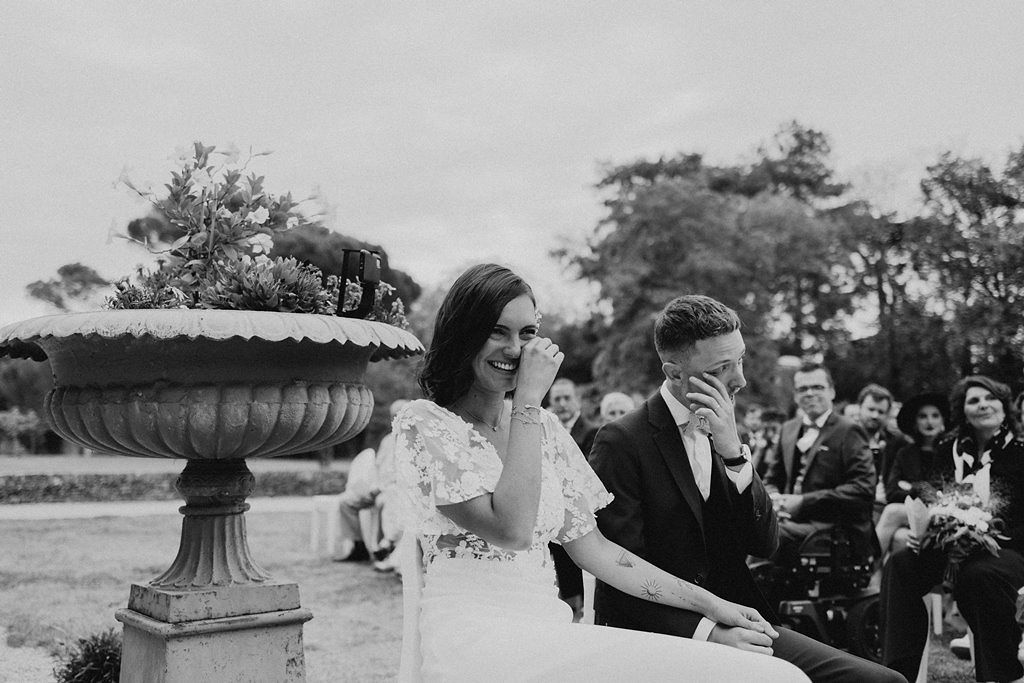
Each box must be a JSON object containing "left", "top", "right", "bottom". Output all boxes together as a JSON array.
[
  {"left": 887, "top": 392, "right": 951, "bottom": 504},
  {"left": 874, "top": 392, "right": 950, "bottom": 558}
]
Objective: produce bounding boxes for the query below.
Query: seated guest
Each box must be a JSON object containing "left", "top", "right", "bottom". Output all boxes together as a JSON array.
[
  {"left": 545, "top": 377, "right": 598, "bottom": 621},
  {"left": 599, "top": 391, "right": 635, "bottom": 425},
  {"left": 763, "top": 363, "right": 876, "bottom": 565},
  {"left": 880, "top": 375, "right": 1024, "bottom": 683},
  {"left": 335, "top": 446, "right": 380, "bottom": 561},
  {"left": 1014, "top": 390, "right": 1024, "bottom": 435},
  {"left": 369, "top": 399, "right": 410, "bottom": 572},
  {"left": 739, "top": 403, "right": 765, "bottom": 443},
  {"left": 854, "top": 383, "right": 911, "bottom": 509},
  {"left": 875, "top": 393, "right": 949, "bottom": 558}
]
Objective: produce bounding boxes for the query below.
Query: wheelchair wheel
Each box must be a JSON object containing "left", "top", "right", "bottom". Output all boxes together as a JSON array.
[{"left": 846, "top": 595, "right": 882, "bottom": 663}]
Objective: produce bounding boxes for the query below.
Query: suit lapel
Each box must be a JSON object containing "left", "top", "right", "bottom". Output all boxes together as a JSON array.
[
  {"left": 648, "top": 394, "right": 705, "bottom": 534},
  {"left": 781, "top": 419, "right": 801, "bottom": 489}
]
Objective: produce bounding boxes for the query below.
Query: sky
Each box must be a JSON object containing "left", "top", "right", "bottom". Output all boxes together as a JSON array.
[{"left": 3, "top": 2, "right": 1024, "bottom": 328}]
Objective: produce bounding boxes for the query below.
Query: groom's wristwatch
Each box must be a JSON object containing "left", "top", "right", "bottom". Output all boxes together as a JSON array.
[{"left": 720, "top": 444, "right": 751, "bottom": 467}]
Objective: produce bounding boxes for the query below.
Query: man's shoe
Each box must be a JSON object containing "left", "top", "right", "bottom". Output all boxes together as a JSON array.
[
  {"left": 950, "top": 633, "right": 971, "bottom": 660},
  {"left": 334, "top": 541, "right": 370, "bottom": 562}
]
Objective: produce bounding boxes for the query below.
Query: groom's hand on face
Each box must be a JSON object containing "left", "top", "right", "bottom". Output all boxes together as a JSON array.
[
  {"left": 707, "top": 624, "right": 775, "bottom": 656},
  {"left": 686, "top": 374, "right": 742, "bottom": 459}
]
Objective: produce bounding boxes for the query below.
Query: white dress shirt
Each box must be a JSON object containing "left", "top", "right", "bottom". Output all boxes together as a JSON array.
[
  {"left": 659, "top": 381, "right": 753, "bottom": 642},
  {"left": 659, "top": 382, "right": 752, "bottom": 498},
  {"left": 795, "top": 410, "right": 830, "bottom": 453}
]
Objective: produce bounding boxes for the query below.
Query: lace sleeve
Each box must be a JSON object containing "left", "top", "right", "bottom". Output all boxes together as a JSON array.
[
  {"left": 548, "top": 416, "right": 614, "bottom": 544},
  {"left": 393, "top": 400, "right": 499, "bottom": 532}
]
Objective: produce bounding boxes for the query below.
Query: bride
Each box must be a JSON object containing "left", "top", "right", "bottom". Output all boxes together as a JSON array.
[{"left": 393, "top": 263, "right": 807, "bottom": 682}]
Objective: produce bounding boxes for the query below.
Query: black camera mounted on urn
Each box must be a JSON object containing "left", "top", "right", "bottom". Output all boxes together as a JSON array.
[{"left": 337, "top": 249, "right": 382, "bottom": 319}]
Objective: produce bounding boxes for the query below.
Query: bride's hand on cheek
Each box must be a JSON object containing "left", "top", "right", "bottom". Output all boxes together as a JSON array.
[{"left": 515, "top": 337, "right": 564, "bottom": 404}]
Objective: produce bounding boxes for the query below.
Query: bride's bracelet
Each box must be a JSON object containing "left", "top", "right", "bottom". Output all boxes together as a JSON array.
[{"left": 511, "top": 404, "right": 543, "bottom": 426}]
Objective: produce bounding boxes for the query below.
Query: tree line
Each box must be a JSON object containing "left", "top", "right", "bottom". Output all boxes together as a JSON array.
[
  {"left": 549, "top": 121, "right": 1024, "bottom": 411},
  {"left": 6, "top": 122, "right": 1024, "bottom": 451}
]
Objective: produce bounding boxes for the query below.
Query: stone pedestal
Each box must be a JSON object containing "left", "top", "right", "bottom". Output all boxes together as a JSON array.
[
  {"left": 116, "top": 606, "right": 312, "bottom": 683},
  {"left": 114, "top": 460, "right": 310, "bottom": 682}
]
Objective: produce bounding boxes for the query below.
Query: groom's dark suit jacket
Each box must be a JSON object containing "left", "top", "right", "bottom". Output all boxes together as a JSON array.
[{"left": 590, "top": 391, "right": 779, "bottom": 636}]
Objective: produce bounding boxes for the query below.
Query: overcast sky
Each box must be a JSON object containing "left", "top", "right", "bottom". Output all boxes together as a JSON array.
[{"left": 3, "top": 2, "right": 1024, "bottom": 328}]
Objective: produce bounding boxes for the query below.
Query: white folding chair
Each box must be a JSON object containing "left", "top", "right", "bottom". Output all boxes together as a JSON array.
[{"left": 397, "top": 535, "right": 424, "bottom": 683}]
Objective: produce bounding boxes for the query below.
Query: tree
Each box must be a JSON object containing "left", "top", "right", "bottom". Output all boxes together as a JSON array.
[
  {"left": 557, "top": 122, "right": 933, "bottom": 409},
  {"left": 26, "top": 263, "right": 110, "bottom": 312},
  {"left": 0, "top": 357, "right": 55, "bottom": 453},
  {"left": 567, "top": 170, "right": 851, "bottom": 402},
  {"left": 753, "top": 120, "right": 848, "bottom": 202},
  {"left": 909, "top": 148, "right": 1024, "bottom": 384}
]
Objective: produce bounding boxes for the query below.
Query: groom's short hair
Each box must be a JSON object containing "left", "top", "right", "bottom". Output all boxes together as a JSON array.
[{"left": 654, "top": 295, "right": 741, "bottom": 359}]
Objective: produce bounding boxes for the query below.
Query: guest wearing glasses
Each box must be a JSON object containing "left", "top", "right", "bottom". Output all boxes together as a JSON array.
[{"left": 763, "top": 362, "right": 876, "bottom": 565}]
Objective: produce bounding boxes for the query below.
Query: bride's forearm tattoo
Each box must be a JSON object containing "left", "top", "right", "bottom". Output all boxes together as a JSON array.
[
  {"left": 668, "top": 578, "right": 699, "bottom": 606},
  {"left": 615, "top": 551, "right": 635, "bottom": 568},
  {"left": 640, "top": 578, "right": 663, "bottom": 601}
]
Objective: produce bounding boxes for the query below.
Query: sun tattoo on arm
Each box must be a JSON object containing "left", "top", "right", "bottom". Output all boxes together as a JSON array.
[
  {"left": 640, "top": 579, "right": 663, "bottom": 601},
  {"left": 615, "top": 551, "right": 635, "bottom": 568}
]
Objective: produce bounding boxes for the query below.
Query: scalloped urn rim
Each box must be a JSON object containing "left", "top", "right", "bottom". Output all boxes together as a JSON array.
[{"left": 0, "top": 309, "right": 423, "bottom": 362}]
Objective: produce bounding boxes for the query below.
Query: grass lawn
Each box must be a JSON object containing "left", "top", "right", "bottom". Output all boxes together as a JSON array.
[
  {"left": 0, "top": 511, "right": 402, "bottom": 682},
  {"left": 0, "top": 509, "right": 977, "bottom": 682}
]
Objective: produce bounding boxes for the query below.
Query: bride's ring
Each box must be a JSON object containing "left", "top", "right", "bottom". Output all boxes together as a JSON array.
[{"left": 697, "top": 415, "right": 709, "bottom": 431}]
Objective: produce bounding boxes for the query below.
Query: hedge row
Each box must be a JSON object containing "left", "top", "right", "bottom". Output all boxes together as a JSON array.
[{"left": 0, "top": 470, "right": 349, "bottom": 504}]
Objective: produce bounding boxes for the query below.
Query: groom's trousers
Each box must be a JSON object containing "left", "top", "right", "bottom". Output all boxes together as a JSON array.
[{"left": 596, "top": 611, "right": 905, "bottom": 682}]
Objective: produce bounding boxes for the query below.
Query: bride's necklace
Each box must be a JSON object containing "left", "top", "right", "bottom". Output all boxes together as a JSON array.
[{"left": 462, "top": 405, "right": 503, "bottom": 432}]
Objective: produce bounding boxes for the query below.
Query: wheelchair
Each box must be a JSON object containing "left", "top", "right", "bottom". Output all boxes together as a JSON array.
[{"left": 750, "top": 525, "right": 882, "bottom": 662}]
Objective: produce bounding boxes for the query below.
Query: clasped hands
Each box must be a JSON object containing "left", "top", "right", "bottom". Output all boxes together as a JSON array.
[{"left": 707, "top": 599, "right": 779, "bottom": 656}]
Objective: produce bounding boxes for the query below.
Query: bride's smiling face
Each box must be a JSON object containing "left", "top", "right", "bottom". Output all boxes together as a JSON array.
[{"left": 471, "top": 294, "right": 538, "bottom": 395}]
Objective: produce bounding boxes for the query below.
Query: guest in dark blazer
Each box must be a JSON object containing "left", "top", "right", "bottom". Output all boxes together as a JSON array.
[
  {"left": 881, "top": 375, "right": 1024, "bottom": 682},
  {"left": 592, "top": 295, "right": 903, "bottom": 682},
  {"left": 763, "top": 363, "right": 877, "bottom": 563},
  {"left": 854, "top": 383, "right": 911, "bottom": 508},
  {"left": 545, "top": 377, "right": 598, "bottom": 621}
]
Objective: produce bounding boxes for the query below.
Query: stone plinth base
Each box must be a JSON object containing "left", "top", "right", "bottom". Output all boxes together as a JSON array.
[
  {"left": 115, "top": 606, "right": 313, "bottom": 683},
  {"left": 128, "top": 581, "right": 301, "bottom": 623}
]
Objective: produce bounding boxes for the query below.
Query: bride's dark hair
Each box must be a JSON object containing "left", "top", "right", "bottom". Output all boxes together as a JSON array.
[{"left": 419, "top": 263, "right": 534, "bottom": 407}]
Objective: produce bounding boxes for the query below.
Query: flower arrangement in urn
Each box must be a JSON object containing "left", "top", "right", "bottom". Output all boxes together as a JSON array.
[{"left": 109, "top": 142, "right": 408, "bottom": 327}]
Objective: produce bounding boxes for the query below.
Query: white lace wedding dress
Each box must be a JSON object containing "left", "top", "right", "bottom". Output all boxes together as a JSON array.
[{"left": 393, "top": 400, "right": 808, "bottom": 682}]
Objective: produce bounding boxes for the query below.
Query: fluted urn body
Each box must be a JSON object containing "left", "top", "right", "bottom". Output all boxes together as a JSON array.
[
  {"left": 0, "top": 309, "right": 423, "bottom": 682},
  {"left": 1, "top": 309, "right": 421, "bottom": 460}
]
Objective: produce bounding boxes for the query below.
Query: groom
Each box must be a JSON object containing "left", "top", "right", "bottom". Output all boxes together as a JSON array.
[{"left": 590, "top": 294, "right": 903, "bottom": 682}]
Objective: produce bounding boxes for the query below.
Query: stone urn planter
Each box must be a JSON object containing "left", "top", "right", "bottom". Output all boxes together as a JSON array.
[{"left": 0, "top": 309, "right": 423, "bottom": 682}]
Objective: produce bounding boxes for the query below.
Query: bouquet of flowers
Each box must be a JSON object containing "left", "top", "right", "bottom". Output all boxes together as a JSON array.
[
  {"left": 907, "top": 476, "right": 1007, "bottom": 589},
  {"left": 107, "top": 142, "right": 408, "bottom": 327}
]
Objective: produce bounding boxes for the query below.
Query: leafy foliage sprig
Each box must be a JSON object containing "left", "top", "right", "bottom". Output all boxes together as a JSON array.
[
  {"left": 106, "top": 142, "right": 408, "bottom": 327},
  {"left": 53, "top": 628, "right": 121, "bottom": 683}
]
